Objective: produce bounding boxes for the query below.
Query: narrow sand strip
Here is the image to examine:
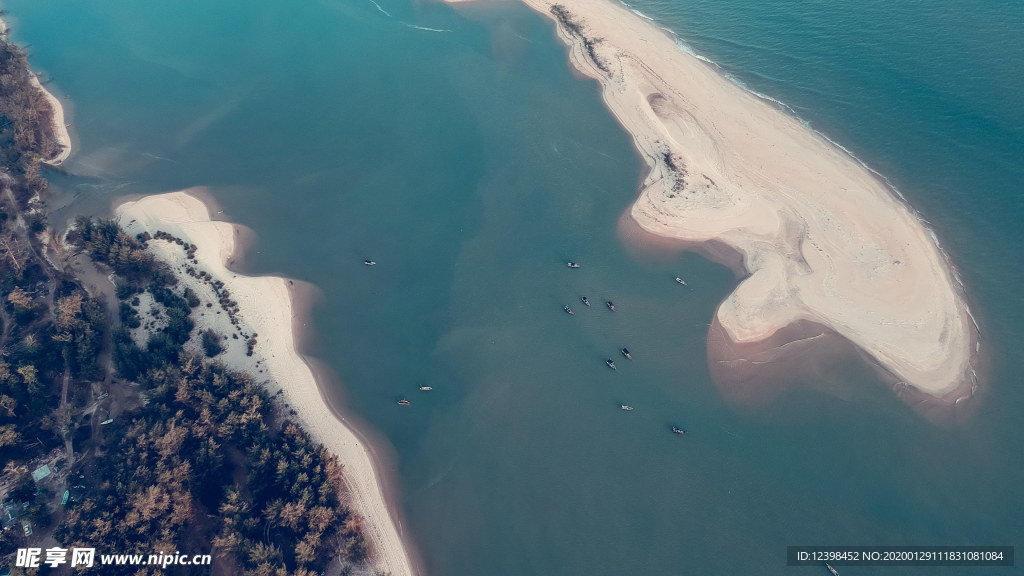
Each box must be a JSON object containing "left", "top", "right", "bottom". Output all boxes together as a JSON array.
[
  {"left": 32, "top": 73, "right": 71, "bottom": 166},
  {"left": 0, "top": 15, "right": 72, "bottom": 166},
  {"left": 445, "top": 0, "right": 978, "bottom": 401},
  {"left": 117, "top": 190, "right": 416, "bottom": 576}
]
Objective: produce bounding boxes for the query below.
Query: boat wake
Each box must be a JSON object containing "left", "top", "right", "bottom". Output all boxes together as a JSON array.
[
  {"left": 368, "top": 0, "right": 392, "bottom": 17},
  {"left": 405, "top": 23, "right": 453, "bottom": 33}
]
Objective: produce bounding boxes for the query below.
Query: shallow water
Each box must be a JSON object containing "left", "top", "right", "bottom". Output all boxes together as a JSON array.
[{"left": 4, "top": 0, "right": 1022, "bottom": 573}]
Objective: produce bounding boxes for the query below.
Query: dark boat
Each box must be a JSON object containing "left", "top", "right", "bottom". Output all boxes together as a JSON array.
[
  {"left": 581, "top": 296, "right": 590, "bottom": 306},
  {"left": 621, "top": 348, "right": 632, "bottom": 360},
  {"left": 606, "top": 301, "right": 615, "bottom": 311},
  {"left": 605, "top": 359, "right": 617, "bottom": 370},
  {"left": 567, "top": 261, "right": 580, "bottom": 268},
  {"left": 363, "top": 259, "right": 376, "bottom": 266},
  {"left": 397, "top": 399, "right": 411, "bottom": 406},
  {"left": 825, "top": 563, "right": 839, "bottom": 576},
  {"left": 563, "top": 305, "right": 574, "bottom": 315},
  {"left": 671, "top": 426, "right": 686, "bottom": 435}
]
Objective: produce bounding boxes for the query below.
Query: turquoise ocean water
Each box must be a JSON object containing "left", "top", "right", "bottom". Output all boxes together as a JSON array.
[{"left": 3, "top": 0, "right": 1021, "bottom": 573}]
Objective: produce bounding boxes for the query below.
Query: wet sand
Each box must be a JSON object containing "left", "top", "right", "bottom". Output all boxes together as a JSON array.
[{"left": 445, "top": 0, "right": 980, "bottom": 405}]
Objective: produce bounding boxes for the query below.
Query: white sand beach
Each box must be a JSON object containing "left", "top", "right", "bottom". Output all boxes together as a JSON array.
[
  {"left": 445, "top": 0, "right": 979, "bottom": 402},
  {"left": 33, "top": 73, "right": 71, "bottom": 166},
  {"left": 117, "top": 190, "right": 416, "bottom": 576}
]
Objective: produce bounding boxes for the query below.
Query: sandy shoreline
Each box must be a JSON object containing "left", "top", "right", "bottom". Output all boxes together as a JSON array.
[
  {"left": 446, "top": 0, "right": 980, "bottom": 405},
  {"left": 116, "top": 190, "right": 418, "bottom": 576},
  {"left": 0, "top": 15, "right": 73, "bottom": 166},
  {"left": 32, "top": 73, "right": 71, "bottom": 166}
]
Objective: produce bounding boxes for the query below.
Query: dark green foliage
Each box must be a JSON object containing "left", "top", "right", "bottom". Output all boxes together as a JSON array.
[
  {"left": 201, "top": 328, "right": 222, "bottom": 357},
  {"left": 111, "top": 327, "right": 146, "bottom": 381},
  {"left": 112, "top": 283, "right": 196, "bottom": 377},
  {"left": 52, "top": 293, "right": 106, "bottom": 380},
  {"left": 13, "top": 302, "right": 35, "bottom": 325},
  {"left": 115, "top": 279, "right": 140, "bottom": 301},
  {"left": 183, "top": 287, "right": 200, "bottom": 308},
  {"left": 56, "top": 358, "right": 362, "bottom": 575},
  {"left": 148, "top": 283, "right": 194, "bottom": 363},
  {"left": 8, "top": 479, "right": 36, "bottom": 503},
  {"left": 119, "top": 301, "right": 141, "bottom": 329},
  {"left": 0, "top": 38, "right": 61, "bottom": 201},
  {"left": 66, "top": 216, "right": 157, "bottom": 284}
]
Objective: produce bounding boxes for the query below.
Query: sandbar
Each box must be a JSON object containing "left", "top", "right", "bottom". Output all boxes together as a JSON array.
[{"left": 445, "top": 0, "right": 980, "bottom": 403}]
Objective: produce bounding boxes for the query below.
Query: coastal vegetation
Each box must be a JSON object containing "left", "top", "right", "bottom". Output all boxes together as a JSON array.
[
  {"left": 0, "top": 26, "right": 102, "bottom": 564},
  {"left": 0, "top": 32, "right": 61, "bottom": 201},
  {"left": 659, "top": 146, "right": 688, "bottom": 194},
  {"left": 0, "top": 29, "right": 370, "bottom": 575},
  {"left": 550, "top": 5, "right": 611, "bottom": 74},
  {"left": 55, "top": 351, "right": 368, "bottom": 575}
]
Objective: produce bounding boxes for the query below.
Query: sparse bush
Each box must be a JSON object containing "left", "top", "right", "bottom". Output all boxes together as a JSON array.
[{"left": 201, "top": 328, "right": 223, "bottom": 357}]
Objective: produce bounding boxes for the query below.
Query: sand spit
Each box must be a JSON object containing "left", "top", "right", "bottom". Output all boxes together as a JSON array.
[
  {"left": 116, "top": 190, "right": 416, "bottom": 576},
  {"left": 446, "top": 0, "right": 979, "bottom": 404},
  {"left": 0, "top": 15, "right": 72, "bottom": 166}
]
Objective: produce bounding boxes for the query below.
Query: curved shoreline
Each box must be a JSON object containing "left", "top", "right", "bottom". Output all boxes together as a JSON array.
[
  {"left": 0, "top": 15, "right": 73, "bottom": 166},
  {"left": 32, "top": 73, "right": 71, "bottom": 166},
  {"left": 115, "top": 190, "right": 418, "bottom": 576},
  {"left": 447, "top": 0, "right": 980, "bottom": 405}
]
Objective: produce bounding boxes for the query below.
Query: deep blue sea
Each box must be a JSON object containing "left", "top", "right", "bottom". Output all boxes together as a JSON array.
[{"left": 2, "top": 0, "right": 1021, "bottom": 573}]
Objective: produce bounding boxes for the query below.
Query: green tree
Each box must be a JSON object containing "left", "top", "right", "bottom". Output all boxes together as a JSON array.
[{"left": 201, "top": 328, "right": 223, "bottom": 357}]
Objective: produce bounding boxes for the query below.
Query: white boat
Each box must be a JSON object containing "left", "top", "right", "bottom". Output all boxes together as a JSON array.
[{"left": 620, "top": 405, "right": 633, "bottom": 411}]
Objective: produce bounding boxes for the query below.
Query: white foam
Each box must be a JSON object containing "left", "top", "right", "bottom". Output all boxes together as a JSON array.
[
  {"left": 405, "top": 23, "right": 452, "bottom": 33},
  {"left": 368, "top": 0, "right": 392, "bottom": 17}
]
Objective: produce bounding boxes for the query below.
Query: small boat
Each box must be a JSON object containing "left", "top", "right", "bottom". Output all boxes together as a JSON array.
[
  {"left": 397, "top": 399, "right": 411, "bottom": 406},
  {"left": 418, "top": 386, "right": 433, "bottom": 391},
  {"left": 675, "top": 276, "right": 686, "bottom": 285},
  {"left": 620, "top": 405, "right": 633, "bottom": 411},
  {"left": 606, "top": 301, "right": 615, "bottom": 311},
  {"left": 825, "top": 563, "right": 839, "bottom": 576},
  {"left": 567, "top": 261, "right": 580, "bottom": 268},
  {"left": 605, "top": 359, "right": 616, "bottom": 370},
  {"left": 364, "top": 260, "right": 377, "bottom": 266},
  {"left": 621, "top": 348, "right": 632, "bottom": 360},
  {"left": 671, "top": 426, "right": 687, "bottom": 435},
  {"left": 581, "top": 296, "right": 590, "bottom": 306},
  {"left": 563, "top": 305, "right": 574, "bottom": 315}
]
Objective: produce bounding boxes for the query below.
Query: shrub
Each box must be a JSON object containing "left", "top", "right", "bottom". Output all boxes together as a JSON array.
[{"left": 201, "top": 328, "right": 223, "bottom": 358}]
